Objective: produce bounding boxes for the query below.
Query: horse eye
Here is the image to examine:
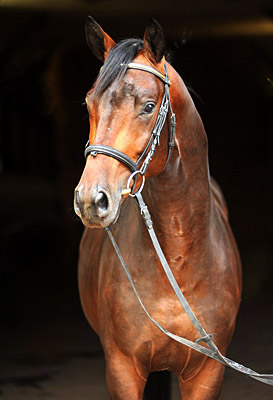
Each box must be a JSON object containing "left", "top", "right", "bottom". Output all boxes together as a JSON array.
[{"left": 143, "top": 102, "right": 155, "bottom": 114}]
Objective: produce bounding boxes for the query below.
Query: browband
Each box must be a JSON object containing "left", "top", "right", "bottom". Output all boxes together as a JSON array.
[{"left": 122, "top": 63, "right": 171, "bottom": 86}]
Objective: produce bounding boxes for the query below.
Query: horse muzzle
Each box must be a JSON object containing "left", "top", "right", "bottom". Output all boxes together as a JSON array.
[{"left": 74, "top": 184, "right": 121, "bottom": 228}]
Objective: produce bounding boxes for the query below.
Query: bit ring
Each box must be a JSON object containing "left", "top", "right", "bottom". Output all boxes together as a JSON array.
[{"left": 126, "top": 170, "right": 145, "bottom": 197}]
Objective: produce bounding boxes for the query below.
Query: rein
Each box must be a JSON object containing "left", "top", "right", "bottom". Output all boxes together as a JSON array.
[{"left": 85, "top": 62, "right": 273, "bottom": 385}]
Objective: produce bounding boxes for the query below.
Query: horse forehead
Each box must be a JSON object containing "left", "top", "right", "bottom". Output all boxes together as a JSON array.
[
  {"left": 111, "top": 80, "right": 139, "bottom": 99},
  {"left": 101, "top": 76, "right": 160, "bottom": 108},
  {"left": 98, "top": 83, "right": 136, "bottom": 110}
]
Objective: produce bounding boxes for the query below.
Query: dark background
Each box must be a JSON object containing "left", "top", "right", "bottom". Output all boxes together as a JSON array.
[{"left": 0, "top": 1, "right": 273, "bottom": 398}]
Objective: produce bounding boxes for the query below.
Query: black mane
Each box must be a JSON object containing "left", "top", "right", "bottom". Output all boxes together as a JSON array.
[{"left": 94, "top": 38, "right": 144, "bottom": 97}]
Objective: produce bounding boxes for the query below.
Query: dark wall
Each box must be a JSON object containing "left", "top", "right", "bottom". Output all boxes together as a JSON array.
[{"left": 0, "top": 6, "right": 272, "bottom": 328}]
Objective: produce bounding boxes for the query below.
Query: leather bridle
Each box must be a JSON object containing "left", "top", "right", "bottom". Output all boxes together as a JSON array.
[{"left": 84, "top": 63, "right": 176, "bottom": 185}]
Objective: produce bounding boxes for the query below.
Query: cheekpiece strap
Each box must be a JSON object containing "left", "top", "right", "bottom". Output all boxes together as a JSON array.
[{"left": 124, "top": 63, "right": 175, "bottom": 174}]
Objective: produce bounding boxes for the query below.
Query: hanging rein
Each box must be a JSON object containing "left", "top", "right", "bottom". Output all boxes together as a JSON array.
[{"left": 84, "top": 62, "right": 273, "bottom": 386}]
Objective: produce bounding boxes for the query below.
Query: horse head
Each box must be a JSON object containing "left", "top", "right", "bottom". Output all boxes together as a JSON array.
[{"left": 74, "top": 17, "right": 175, "bottom": 228}]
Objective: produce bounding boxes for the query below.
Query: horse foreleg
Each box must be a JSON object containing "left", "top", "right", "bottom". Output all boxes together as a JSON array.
[
  {"left": 105, "top": 350, "right": 147, "bottom": 400},
  {"left": 178, "top": 358, "right": 225, "bottom": 400}
]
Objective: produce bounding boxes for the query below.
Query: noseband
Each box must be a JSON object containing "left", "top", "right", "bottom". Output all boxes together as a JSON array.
[{"left": 84, "top": 63, "right": 176, "bottom": 181}]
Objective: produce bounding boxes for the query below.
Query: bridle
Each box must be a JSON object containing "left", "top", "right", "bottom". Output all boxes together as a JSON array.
[
  {"left": 82, "top": 62, "right": 273, "bottom": 386},
  {"left": 84, "top": 62, "right": 176, "bottom": 192}
]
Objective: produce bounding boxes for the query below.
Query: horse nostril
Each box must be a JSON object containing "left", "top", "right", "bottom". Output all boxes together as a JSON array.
[{"left": 95, "top": 191, "right": 109, "bottom": 216}]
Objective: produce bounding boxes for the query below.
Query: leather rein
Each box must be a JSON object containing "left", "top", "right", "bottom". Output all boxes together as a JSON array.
[{"left": 84, "top": 62, "right": 273, "bottom": 385}]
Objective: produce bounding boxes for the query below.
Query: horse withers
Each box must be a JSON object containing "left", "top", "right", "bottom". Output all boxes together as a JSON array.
[{"left": 74, "top": 17, "right": 242, "bottom": 400}]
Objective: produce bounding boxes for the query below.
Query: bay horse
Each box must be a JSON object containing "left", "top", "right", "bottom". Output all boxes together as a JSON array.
[{"left": 74, "top": 17, "right": 242, "bottom": 399}]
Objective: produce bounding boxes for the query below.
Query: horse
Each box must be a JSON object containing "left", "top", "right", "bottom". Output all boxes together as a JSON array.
[{"left": 74, "top": 17, "right": 242, "bottom": 399}]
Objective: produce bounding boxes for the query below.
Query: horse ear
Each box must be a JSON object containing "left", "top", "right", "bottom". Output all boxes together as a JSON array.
[
  {"left": 85, "top": 16, "right": 116, "bottom": 62},
  {"left": 143, "top": 18, "right": 165, "bottom": 63}
]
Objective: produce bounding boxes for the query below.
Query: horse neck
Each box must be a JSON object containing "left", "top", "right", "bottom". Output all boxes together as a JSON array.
[{"left": 144, "top": 76, "right": 212, "bottom": 254}]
